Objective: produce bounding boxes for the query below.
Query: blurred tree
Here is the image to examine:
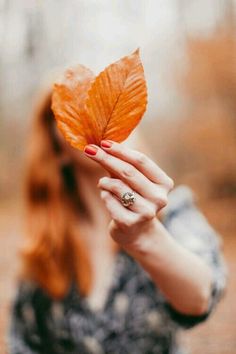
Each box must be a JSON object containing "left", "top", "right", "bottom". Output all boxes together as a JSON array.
[{"left": 170, "top": 27, "right": 236, "bottom": 202}]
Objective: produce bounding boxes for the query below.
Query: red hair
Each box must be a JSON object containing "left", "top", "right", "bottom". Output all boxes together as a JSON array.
[{"left": 20, "top": 90, "right": 118, "bottom": 299}]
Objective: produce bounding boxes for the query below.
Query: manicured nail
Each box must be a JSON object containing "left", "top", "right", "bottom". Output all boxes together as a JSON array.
[
  {"left": 101, "top": 140, "right": 113, "bottom": 148},
  {"left": 84, "top": 145, "right": 98, "bottom": 156}
]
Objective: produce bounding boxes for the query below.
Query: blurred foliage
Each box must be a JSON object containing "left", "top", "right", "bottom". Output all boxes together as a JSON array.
[
  {"left": 184, "top": 30, "right": 236, "bottom": 119},
  {"left": 146, "top": 27, "right": 236, "bottom": 205},
  {"left": 180, "top": 28, "right": 236, "bottom": 199}
]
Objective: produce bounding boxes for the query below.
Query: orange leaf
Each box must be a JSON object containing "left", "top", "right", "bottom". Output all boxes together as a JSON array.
[
  {"left": 51, "top": 65, "right": 95, "bottom": 150},
  {"left": 51, "top": 49, "right": 148, "bottom": 150}
]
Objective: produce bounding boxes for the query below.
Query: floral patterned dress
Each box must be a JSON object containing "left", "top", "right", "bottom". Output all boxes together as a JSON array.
[{"left": 8, "top": 186, "right": 227, "bottom": 354}]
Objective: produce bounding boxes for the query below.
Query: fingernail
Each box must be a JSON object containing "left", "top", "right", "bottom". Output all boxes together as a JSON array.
[
  {"left": 84, "top": 145, "right": 98, "bottom": 156},
  {"left": 101, "top": 140, "right": 113, "bottom": 148}
]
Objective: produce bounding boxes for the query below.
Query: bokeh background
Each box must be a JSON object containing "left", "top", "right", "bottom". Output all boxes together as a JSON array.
[{"left": 0, "top": 1, "right": 236, "bottom": 353}]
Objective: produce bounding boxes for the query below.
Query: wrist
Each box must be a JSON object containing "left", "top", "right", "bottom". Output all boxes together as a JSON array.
[{"left": 122, "top": 219, "right": 171, "bottom": 258}]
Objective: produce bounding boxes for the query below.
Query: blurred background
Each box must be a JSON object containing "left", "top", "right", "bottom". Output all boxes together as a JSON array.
[{"left": 0, "top": 0, "right": 236, "bottom": 353}]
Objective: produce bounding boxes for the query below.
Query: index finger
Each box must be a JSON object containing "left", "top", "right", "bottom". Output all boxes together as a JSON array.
[
  {"left": 83, "top": 144, "right": 163, "bottom": 203},
  {"left": 100, "top": 140, "right": 174, "bottom": 190}
]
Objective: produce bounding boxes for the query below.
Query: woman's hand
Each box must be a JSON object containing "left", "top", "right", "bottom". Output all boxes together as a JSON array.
[
  {"left": 84, "top": 140, "right": 174, "bottom": 247},
  {"left": 84, "top": 140, "right": 214, "bottom": 316}
]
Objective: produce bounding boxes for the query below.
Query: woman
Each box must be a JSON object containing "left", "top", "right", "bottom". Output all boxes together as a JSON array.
[{"left": 8, "top": 90, "right": 227, "bottom": 354}]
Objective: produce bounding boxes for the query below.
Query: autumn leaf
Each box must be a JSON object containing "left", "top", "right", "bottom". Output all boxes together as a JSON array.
[
  {"left": 51, "top": 65, "right": 95, "bottom": 150},
  {"left": 51, "top": 49, "right": 148, "bottom": 150}
]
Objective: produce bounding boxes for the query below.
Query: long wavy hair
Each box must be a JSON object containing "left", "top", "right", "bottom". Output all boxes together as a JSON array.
[{"left": 20, "top": 90, "right": 117, "bottom": 299}]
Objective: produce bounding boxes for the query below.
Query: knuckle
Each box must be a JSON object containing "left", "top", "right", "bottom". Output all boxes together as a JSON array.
[
  {"left": 158, "top": 196, "right": 168, "bottom": 209},
  {"left": 152, "top": 191, "right": 168, "bottom": 208},
  {"left": 120, "top": 216, "right": 135, "bottom": 229},
  {"left": 140, "top": 206, "right": 156, "bottom": 221},
  {"left": 135, "top": 152, "right": 147, "bottom": 165},
  {"left": 165, "top": 177, "right": 174, "bottom": 191},
  {"left": 100, "top": 190, "right": 109, "bottom": 201},
  {"left": 121, "top": 165, "right": 136, "bottom": 179},
  {"left": 146, "top": 206, "right": 157, "bottom": 219},
  {"left": 133, "top": 214, "right": 143, "bottom": 224},
  {"left": 100, "top": 176, "right": 109, "bottom": 185}
]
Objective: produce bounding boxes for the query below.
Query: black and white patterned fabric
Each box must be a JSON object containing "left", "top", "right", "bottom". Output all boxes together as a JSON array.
[{"left": 8, "top": 186, "right": 227, "bottom": 354}]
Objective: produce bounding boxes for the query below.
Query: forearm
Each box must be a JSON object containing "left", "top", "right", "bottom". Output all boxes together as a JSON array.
[
  {"left": 91, "top": 141, "right": 214, "bottom": 315},
  {"left": 123, "top": 219, "right": 213, "bottom": 316}
]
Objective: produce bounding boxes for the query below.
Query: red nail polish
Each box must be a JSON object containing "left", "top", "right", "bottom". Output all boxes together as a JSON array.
[
  {"left": 84, "top": 145, "right": 98, "bottom": 156},
  {"left": 101, "top": 140, "right": 112, "bottom": 148}
]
